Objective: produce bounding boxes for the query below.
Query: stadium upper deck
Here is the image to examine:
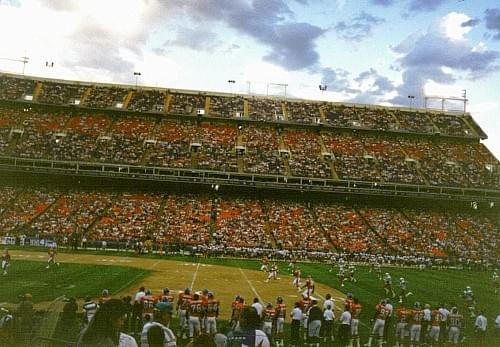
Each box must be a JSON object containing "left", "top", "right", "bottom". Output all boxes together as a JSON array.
[{"left": 0, "top": 73, "right": 498, "bottom": 200}]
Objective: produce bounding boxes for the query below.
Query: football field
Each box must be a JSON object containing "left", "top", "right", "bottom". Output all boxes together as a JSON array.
[{"left": 2, "top": 249, "right": 498, "bottom": 346}]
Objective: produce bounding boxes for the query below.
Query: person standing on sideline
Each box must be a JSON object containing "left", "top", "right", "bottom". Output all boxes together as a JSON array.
[
  {"left": 307, "top": 300, "right": 322, "bottom": 347},
  {"left": 338, "top": 305, "right": 351, "bottom": 347},
  {"left": 290, "top": 302, "right": 302, "bottom": 347}
]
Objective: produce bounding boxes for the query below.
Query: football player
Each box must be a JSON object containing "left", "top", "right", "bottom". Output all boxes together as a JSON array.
[
  {"left": 394, "top": 305, "right": 411, "bottom": 347},
  {"left": 262, "top": 303, "right": 276, "bottom": 337},
  {"left": 204, "top": 292, "right": 219, "bottom": 334},
  {"left": 188, "top": 293, "right": 203, "bottom": 341},
  {"left": 260, "top": 256, "right": 269, "bottom": 272},
  {"left": 492, "top": 271, "right": 498, "bottom": 294},
  {"left": 265, "top": 262, "right": 279, "bottom": 282},
  {"left": 292, "top": 266, "right": 301, "bottom": 290},
  {"left": 338, "top": 268, "right": 346, "bottom": 288},
  {"left": 462, "top": 286, "right": 476, "bottom": 318},
  {"left": 301, "top": 275, "right": 315, "bottom": 298},
  {"left": 448, "top": 307, "right": 463, "bottom": 345},
  {"left": 275, "top": 296, "right": 286, "bottom": 347},
  {"left": 46, "top": 247, "right": 59, "bottom": 269},
  {"left": 159, "top": 288, "right": 174, "bottom": 303},
  {"left": 428, "top": 305, "right": 443, "bottom": 347},
  {"left": 1, "top": 249, "right": 10, "bottom": 275},
  {"left": 350, "top": 297, "right": 362, "bottom": 347},
  {"left": 398, "top": 277, "right": 413, "bottom": 304},
  {"left": 176, "top": 288, "right": 192, "bottom": 338},
  {"left": 141, "top": 289, "right": 157, "bottom": 322},
  {"left": 383, "top": 273, "right": 396, "bottom": 298},
  {"left": 349, "top": 265, "right": 357, "bottom": 283},
  {"left": 364, "top": 299, "right": 388, "bottom": 347},
  {"left": 409, "top": 301, "right": 424, "bottom": 347}
]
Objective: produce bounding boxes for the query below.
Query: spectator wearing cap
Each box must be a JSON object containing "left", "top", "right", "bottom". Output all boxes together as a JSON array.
[{"left": 140, "top": 301, "right": 176, "bottom": 347}]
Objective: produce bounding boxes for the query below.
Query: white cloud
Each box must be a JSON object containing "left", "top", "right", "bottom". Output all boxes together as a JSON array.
[{"left": 438, "top": 12, "right": 472, "bottom": 41}]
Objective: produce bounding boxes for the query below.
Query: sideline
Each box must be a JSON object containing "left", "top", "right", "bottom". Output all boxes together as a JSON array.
[
  {"left": 190, "top": 262, "right": 201, "bottom": 289},
  {"left": 239, "top": 267, "right": 263, "bottom": 303}
]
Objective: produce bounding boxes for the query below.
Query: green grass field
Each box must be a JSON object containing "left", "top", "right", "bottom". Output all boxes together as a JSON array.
[
  {"left": 2, "top": 249, "right": 498, "bottom": 346},
  {"left": 1, "top": 260, "right": 150, "bottom": 304}
]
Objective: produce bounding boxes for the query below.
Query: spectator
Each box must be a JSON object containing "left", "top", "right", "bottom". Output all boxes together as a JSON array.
[
  {"left": 226, "top": 306, "right": 270, "bottom": 347},
  {"left": 76, "top": 298, "right": 132, "bottom": 347},
  {"left": 140, "top": 301, "right": 176, "bottom": 347},
  {"left": 307, "top": 300, "right": 322, "bottom": 347},
  {"left": 338, "top": 305, "right": 351, "bottom": 347},
  {"left": 290, "top": 302, "right": 302, "bottom": 347}
]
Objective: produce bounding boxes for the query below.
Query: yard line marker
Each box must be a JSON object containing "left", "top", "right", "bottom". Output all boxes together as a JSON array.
[
  {"left": 190, "top": 262, "right": 201, "bottom": 289},
  {"left": 151, "top": 260, "right": 161, "bottom": 269},
  {"left": 239, "top": 267, "right": 262, "bottom": 303}
]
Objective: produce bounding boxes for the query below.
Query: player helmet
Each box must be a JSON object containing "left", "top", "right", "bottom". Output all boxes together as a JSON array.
[
  {"left": 466, "top": 286, "right": 471, "bottom": 290},
  {"left": 385, "top": 272, "right": 389, "bottom": 276},
  {"left": 380, "top": 299, "right": 387, "bottom": 304},
  {"left": 414, "top": 301, "right": 421, "bottom": 308},
  {"left": 202, "top": 288, "right": 209, "bottom": 294},
  {"left": 208, "top": 292, "right": 214, "bottom": 298},
  {"left": 400, "top": 277, "right": 404, "bottom": 282},
  {"left": 163, "top": 288, "right": 170, "bottom": 294},
  {"left": 267, "top": 302, "right": 273, "bottom": 308},
  {"left": 184, "top": 288, "right": 191, "bottom": 294},
  {"left": 102, "top": 289, "right": 109, "bottom": 296},
  {"left": 347, "top": 292, "right": 353, "bottom": 298},
  {"left": 276, "top": 296, "right": 283, "bottom": 303},
  {"left": 85, "top": 295, "right": 92, "bottom": 302}
]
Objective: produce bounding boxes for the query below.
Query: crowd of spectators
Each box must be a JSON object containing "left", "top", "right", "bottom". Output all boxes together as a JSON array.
[
  {"left": 248, "top": 96, "right": 283, "bottom": 122},
  {"left": 392, "top": 110, "right": 433, "bottom": 133},
  {"left": 0, "top": 185, "right": 497, "bottom": 263},
  {"left": 95, "top": 116, "right": 155, "bottom": 164},
  {"left": 196, "top": 123, "right": 238, "bottom": 172},
  {"left": 85, "top": 86, "right": 129, "bottom": 109},
  {"left": 154, "top": 194, "right": 212, "bottom": 245},
  {"left": 145, "top": 119, "right": 196, "bottom": 168},
  {"left": 356, "top": 108, "right": 398, "bottom": 131},
  {"left": 323, "top": 105, "right": 361, "bottom": 128},
  {"left": 431, "top": 113, "right": 472, "bottom": 136},
  {"left": 127, "top": 89, "right": 165, "bottom": 112},
  {"left": 0, "top": 188, "right": 57, "bottom": 233},
  {"left": 208, "top": 95, "right": 244, "bottom": 118},
  {"left": 283, "top": 130, "right": 331, "bottom": 178},
  {"left": 168, "top": 92, "right": 205, "bottom": 115},
  {"left": 398, "top": 138, "right": 469, "bottom": 187},
  {"left": 240, "top": 126, "right": 284, "bottom": 175},
  {"left": 314, "top": 203, "right": 384, "bottom": 253},
  {"left": 0, "top": 75, "right": 36, "bottom": 100},
  {"left": 90, "top": 193, "right": 162, "bottom": 242},
  {"left": 363, "top": 136, "right": 424, "bottom": 185},
  {"left": 267, "top": 200, "right": 331, "bottom": 251},
  {"left": 285, "top": 100, "right": 323, "bottom": 124},
  {"left": 212, "top": 197, "right": 272, "bottom": 248},
  {"left": 0, "top": 74, "right": 488, "bottom": 140},
  {"left": 37, "top": 81, "right": 88, "bottom": 105},
  {"left": 321, "top": 132, "right": 380, "bottom": 181}
]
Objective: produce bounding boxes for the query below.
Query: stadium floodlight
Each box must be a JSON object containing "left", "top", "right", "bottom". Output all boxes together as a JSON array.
[
  {"left": 408, "top": 95, "right": 415, "bottom": 110},
  {"left": 133, "top": 72, "right": 141, "bottom": 89},
  {"left": 228, "top": 79, "right": 235, "bottom": 94}
]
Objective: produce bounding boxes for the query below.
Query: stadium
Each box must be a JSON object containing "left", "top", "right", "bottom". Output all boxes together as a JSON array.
[
  {"left": 1, "top": 1, "right": 500, "bottom": 346},
  {"left": 0, "top": 71, "right": 498, "bottom": 346}
]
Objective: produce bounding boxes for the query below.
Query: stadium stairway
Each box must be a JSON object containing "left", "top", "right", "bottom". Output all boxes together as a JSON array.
[
  {"left": 309, "top": 205, "right": 339, "bottom": 252},
  {"left": 122, "top": 90, "right": 134, "bottom": 109},
  {"left": 243, "top": 99, "right": 249, "bottom": 119},
  {"left": 354, "top": 206, "right": 396, "bottom": 252},
  {"left": 79, "top": 86, "right": 93, "bottom": 106},
  {"left": 281, "top": 102, "right": 288, "bottom": 121},
  {"left": 164, "top": 92, "right": 172, "bottom": 113},
  {"left": 32, "top": 81, "right": 43, "bottom": 102}
]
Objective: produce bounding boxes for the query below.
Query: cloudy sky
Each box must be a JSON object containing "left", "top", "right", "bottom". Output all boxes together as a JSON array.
[{"left": 0, "top": 0, "right": 499, "bottom": 158}]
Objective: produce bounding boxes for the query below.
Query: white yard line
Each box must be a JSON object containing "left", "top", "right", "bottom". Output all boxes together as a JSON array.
[
  {"left": 238, "top": 267, "right": 263, "bottom": 303},
  {"left": 190, "top": 262, "right": 201, "bottom": 289},
  {"left": 151, "top": 260, "right": 161, "bottom": 269}
]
